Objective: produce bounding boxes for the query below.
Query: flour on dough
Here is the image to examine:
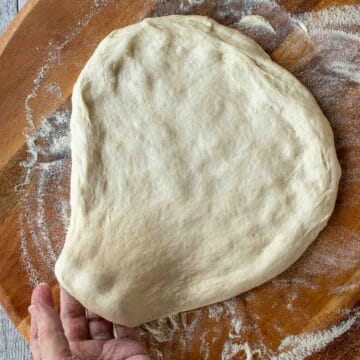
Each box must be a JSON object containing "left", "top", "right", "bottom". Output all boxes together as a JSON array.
[{"left": 55, "top": 15, "right": 341, "bottom": 326}]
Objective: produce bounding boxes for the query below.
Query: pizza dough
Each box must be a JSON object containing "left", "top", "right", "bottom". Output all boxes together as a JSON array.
[{"left": 55, "top": 15, "right": 341, "bottom": 326}]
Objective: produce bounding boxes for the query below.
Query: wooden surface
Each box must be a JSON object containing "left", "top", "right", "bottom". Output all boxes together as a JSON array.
[
  {"left": 0, "top": 1, "right": 359, "bottom": 359},
  {"left": 0, "top": 3, "right": 32, "bottom": 359}
]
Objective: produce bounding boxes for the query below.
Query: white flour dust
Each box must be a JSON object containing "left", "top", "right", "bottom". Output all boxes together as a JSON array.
[
  {"left": 19, "top": 111, "right": 71, "bottom": 285},
  {"left": 24, "top": 0, "right": 110, "bottom": 133},
  {"left": 45, "top": 83, "right": 63, "bottom": 98},
  {"left": 270, "top": 277, "right": 318, "bottom": 290},
  {"left": 222, "top": 342, "right": 259, "bottom": 360},
  {"left": 144, "top": 305, "right": 360, "bottom": 360},
  {"left": 18, "top": 0, "right": 112, "bottom": 285},
  {"left": 330, "top": 283, "right": 360, "bottom": 295},
  {"left": 142, "top": 315, "right": 181, "bottom": 342},
  {"left": 208, "top": 303, "right": 225, "bottom": 321},
  {"left": 17, "top": 0, "right": 360, "bottom": 358},
  {"left": 218, "top": 308, "right": 360, "bottom": 360},
  {"left": 235, "top": 15, "right": 275, "bottom": 33},
  {"left": 200, "top": 332, "right": 210, "bottom": 360},
  {"left": 272, "top": 309, "right": 360, "bottom": 360},
  {"left": 298, "top": 226, "right": 360, "bottom": 277}
]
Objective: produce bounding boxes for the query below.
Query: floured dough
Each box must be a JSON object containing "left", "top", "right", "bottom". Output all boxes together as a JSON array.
[{"left": 55, "top": 15, "right": 341, "bottom": 326}]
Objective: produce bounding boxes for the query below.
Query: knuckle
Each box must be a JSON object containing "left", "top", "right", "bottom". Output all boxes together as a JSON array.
[{"left": 38, "top": 328, "right": 64, "bottom": 340}]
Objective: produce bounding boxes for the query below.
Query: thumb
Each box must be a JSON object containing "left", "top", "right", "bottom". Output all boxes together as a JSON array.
[{"left": 29, "top": 303, "right": 72, "bottom": 360}]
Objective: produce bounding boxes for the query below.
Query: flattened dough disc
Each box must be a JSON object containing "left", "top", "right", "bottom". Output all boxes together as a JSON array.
[{"left": 55, "top": 15, "right": 341, "bottom": 326}]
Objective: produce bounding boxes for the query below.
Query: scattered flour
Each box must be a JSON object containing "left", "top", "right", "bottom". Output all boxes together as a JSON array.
[
  {"left": 200, "top": 331, "right": 210, "bottom": 360},
  {"left": 236, "top": 15, "right": 275, "bottom": 33},
  {"left": 154, "top": 349, "right": 164, "bottom": 360},
  {"left": 142, "top": 315, "right": 180, "bottom": 342},
  {"left": 286, "top": 293, "right": 297, "bottom": 312},
  {"left": 222, "top": 342, "right": 256, "bottom": 360},
  {"left": 298, "top": 226, "right": 360, "bottom": 277},
  {"left": 330, "top": 283, "right": 360, "bottom": 295},
  {"left": 19, "top": 0, "right": 111, "bottom": 285},
  {"left": 229, "top": 317, "right": 244, "bottom": 339},
  {"left": 219, "top": 308, "right": 360, "bottom": 360},
  {"left": 272, "top": 309, "right": 360, "bottom": 360},
  {"left": 208, "top": 303, "right": 224, "bottom": 321},
  {"left": 179, "top": 310, "right": 204, "bottom": 349},
  {"left": 45, "top": 83, "right": 63, "bottom": 98},
  {"left": 298, "top": 5, "right": 360, "bottom": 30},
  {"left": 19, "top": 111, "right": 71, "bottom": 285},
  {"left": 271, "top": 277, "right": 318, "bottom": 290}
]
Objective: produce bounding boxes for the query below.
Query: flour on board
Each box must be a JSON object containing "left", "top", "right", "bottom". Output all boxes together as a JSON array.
[
  {"left": 222, "top": 342, "right": 258, "bottom": 360},
  {"left": 272, "top": 309, "right": 360, "bottom": 360},
  {"left": 219, "top": 308, "right": 360, "bottom": 360},
  {"left": 330, "top": 283, "right": 360, "bottom": 295},
  {"left": 19, "top": 0, "right": 111, "bottom": 285},
  {"left": 235, "top": 15, "right": 275, "bottom": 33},
  {"left": 17, "top": 1, "right": 360, "bottom": 359},
  {"left": 19, "top": 111, "right": 71, "bottom": 285},
  {"left": 144, "top": 305, "right": 360, "bottom": 359}
]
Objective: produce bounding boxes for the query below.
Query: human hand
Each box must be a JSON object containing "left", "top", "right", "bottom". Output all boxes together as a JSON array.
[{"left": 29, "top": 284, "right": 150, "bottom": 360}]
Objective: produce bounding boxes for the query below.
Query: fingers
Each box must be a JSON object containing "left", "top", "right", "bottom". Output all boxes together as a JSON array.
[
  {"left": 30, "top": 283, "right": 55, "bottom": 360},
  {"left": 34, "top": 303, "right": 72, "bottom": 360},
  {"left": 31, "top": 283, "right": 54, "bottom": 307},
  {"left": 87, "top": 311, "right": 113, "bottom": 340},
  {"left": 103, "top": 338, "right": 150, "bottom": 360},
  {"left": 114, "top": 325, "right": 141, "bottom": 341},
  {"left": 60, "top": 287, "right": 89, "bottom": 342},
  {"left": 29, "top": 304, "right": 40, "bottom": 358},
  {"left": 29, "top": 287, "right": 72, "bottom": 360}
]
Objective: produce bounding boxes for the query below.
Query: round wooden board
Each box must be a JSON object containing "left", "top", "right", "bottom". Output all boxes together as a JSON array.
[{"left": 0, "top": 1, "right": 359, "bottom": 359}]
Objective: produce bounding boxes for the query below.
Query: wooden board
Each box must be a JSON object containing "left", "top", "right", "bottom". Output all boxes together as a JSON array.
[{"left": 0, "top": 1, "right": 359, "bottom": 359}]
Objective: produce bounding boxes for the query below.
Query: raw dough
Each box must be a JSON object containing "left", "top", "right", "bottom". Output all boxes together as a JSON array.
[{"left": 55, "top": 15, "right": 341, "bottom": 326}]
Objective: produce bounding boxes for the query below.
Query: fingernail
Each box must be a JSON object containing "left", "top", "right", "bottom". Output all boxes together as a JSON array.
[
  {"left": 37, "top": 283, "right": 48, "bottom": 287},
  {"left": 28, "top": 304, "right": 38, "bottom": 315}
]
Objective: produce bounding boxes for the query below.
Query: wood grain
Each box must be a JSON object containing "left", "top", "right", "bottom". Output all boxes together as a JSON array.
[
  {"left": 0, "top": 1, "right": 359, "bottom": 359},
  {"left": 0, "top": 4, "right": 30, "bottom": 356}
]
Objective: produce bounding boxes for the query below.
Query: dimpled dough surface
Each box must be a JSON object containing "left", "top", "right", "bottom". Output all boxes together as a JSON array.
[{"left": 55, "top": 15, "right": 341, "bottom": 326}]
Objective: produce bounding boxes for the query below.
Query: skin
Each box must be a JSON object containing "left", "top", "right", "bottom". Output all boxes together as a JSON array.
[{"left": 29, "top": 284, "right": 150, "bottom": 360}]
